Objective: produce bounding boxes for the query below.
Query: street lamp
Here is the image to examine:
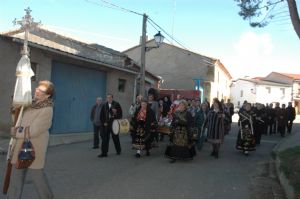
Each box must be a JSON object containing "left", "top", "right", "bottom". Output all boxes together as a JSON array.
[
  {"left": 140, "top": 14, "right": 164, "bottom": 98},
  {"left": 154, "top": 31, "right": 164, "bottom": 47}
]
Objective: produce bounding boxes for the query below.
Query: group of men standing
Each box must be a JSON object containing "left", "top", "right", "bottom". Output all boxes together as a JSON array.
[
  {"left": 241, "top": 101, "right": 296, "bottom": 140},
  {"left": 90, "top": 94, "right": 123, "bottom": 157}
]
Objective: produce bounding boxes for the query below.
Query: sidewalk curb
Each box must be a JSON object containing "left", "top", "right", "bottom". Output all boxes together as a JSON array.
[
  {"left": 0, "top": 132, "right": 94, "bottom": 154},
  {"left": 272, "top": 134, "right": 296, "bottom": 199}
]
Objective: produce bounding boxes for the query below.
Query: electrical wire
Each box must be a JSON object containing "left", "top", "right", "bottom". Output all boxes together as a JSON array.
[
  {"left": 84, "top": 0, "right": 192, "bottom": 51},
  {"left": 148, "top": 17, "right": 191, "bottom": 51},
  {"left": 85, "top": 0, "right": 143, "bottom": 16}
]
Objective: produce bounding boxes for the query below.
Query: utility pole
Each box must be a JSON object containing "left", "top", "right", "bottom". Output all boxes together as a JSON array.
[{"left": 140, "top": 13, "right": 147, "bottom": 98}]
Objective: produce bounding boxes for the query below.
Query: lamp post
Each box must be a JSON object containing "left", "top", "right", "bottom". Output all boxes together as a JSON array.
[{"left": 139, "top": 13, "right": 164, "bottom": 98}]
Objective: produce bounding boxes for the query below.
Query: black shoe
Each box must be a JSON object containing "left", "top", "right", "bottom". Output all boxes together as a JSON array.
[
  {"left": 135, "top": 153, "right": 141, "bottom": 158},
  {"left": 210, "top": 151, "right": 215, "bottom": 156},
  {"left": 97, "top": 154, "right": 107, "bottom": 158},
  {"left": 92, "top": 146, "right": 99, "bottom": 149},
  {"left": 117, "top": 151, "right": 121, "bottom": 155},
  {"left": 169, "top": 159, "right": 176, "bottom": 163},
  {"left": 146, "top": 151, "right": 150, "bottom": 156}
]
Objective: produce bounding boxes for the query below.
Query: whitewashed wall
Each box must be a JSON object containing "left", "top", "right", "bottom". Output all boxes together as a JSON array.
[
  {"left": 230, "top": 79, "right": 292, "bottom": 107},
  {"left": 230, "top": 80, "right": 256, "bottom": 107},
  {"left": 256, "top": 85, "right": 292, "bottom": 105}
]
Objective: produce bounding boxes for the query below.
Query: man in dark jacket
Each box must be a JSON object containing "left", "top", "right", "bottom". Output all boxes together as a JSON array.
[
  {"left": 90, "top": 97, "right": 103, "bottom": 149},
  {"left": 98, "top": 94, "right": 123, "bottom": 157},
  {"left": 286, "top": 102, "right": 296, "bottom": 134},
  {"left": 276, "top": 104, "right": 288, "bottom": 137},
  {"left": 266, "top": 103, "right": 276, "bottom": 135}
]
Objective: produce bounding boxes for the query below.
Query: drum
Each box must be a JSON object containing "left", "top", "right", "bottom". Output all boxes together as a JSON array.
[{"left": 112, "top": 119, "right": 130, "bottom": 135}]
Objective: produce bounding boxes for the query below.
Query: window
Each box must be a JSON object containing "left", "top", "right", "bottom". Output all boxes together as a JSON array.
[
  {"left": 266, "top": 87, "right": 271, "bottom": 94},
  {"left": 31, "top": 62, "right": 38, "bottom": 82},
  {"left": 280, "top": 88, "right": 285, "bottom": 95},
  {"left": 240, "top": 90, "right": 243, "bottom": 97},
  {"left": 217, "top": 72, "right": 220, "bottom": 83},
  {"left": 118, "top": 79, "right": 126, "bottom": 92}
]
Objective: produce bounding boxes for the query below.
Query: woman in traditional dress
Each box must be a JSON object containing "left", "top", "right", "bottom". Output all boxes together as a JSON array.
[
  {"left": 203, "top": 99, "right": 224, "bottom": 159},
  {"left": 165, "top": 100, "right": 195, "bottom": 163},
  {"left": 222, "top": 101, "right": 232, "bottom": 135},
  {"left": 195, "top": 102, "right": 209, "bottom": 151},
  {"left": 162, "top": 96, "right": 172, "bottom": 117},
  {"left": 129, "top": 94, "right": 142, "bottom": 117},
  {"left": 148, "top": 94, "right": 159, "bottom": 145},
  {"left": 130, "top": 100, "right": 157, "bottom": 158},
  {"left": 236, "top": 103, "right": 256, "bottom": 155}
]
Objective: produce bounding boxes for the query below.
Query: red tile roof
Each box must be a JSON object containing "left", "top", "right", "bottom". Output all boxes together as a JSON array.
[
  {"left": 280, "top": 73, "right": 300, "bottom": 80},
  {"left": 252, "top": 77, "right": 264, "bottom": 80}
]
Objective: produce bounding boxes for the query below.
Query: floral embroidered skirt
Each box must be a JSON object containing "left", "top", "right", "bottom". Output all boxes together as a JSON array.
[{"left": 236, "top": 127, "right": 256, "bottom": 152}]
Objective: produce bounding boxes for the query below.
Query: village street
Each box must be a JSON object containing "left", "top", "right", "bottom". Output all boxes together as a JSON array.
[{"left": 1, "top": 120, "right": 292, "bottom": 199}]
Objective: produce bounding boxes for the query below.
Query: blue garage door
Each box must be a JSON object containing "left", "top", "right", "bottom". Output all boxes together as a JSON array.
[{"left": 50, "top": 61, "right": 106, "bottom": 134}]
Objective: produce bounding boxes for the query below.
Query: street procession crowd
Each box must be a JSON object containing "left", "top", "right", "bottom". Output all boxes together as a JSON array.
[
  {"left": 91, "top": 90, "right": 297, "bottom": 162},
  {"left": 4, "top": 80, "right": 296, "bottom": 198}
]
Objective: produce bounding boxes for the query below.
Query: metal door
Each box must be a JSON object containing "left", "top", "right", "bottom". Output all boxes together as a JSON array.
[{"left": 51, "top": 61, "right": 106, "bottom": 134}]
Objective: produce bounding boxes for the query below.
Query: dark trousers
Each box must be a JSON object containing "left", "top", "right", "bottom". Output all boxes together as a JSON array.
[
  {"left": 274, "top": 121, "right": 278, "bottom": 134},
  {"left": 278, "top": 125, "right": 286, "bottom": 137},
  {"left": 93, "top": 124, "right": 102, "bottom": 147},
  {"left": 267, "top": 121, "right": 274, "bottom": 134},
  {"left": 287, "top": 120, "right": 294, "bottom": 133},
  {"left": 254, "top": 124, "right": 264, "bottom": 145},
  {"left": 100, "top": 126, "right": 121, "bottom": 155}
]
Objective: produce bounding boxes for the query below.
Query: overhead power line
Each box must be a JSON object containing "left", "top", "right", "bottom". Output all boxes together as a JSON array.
[
  {"left": 85, "top": 0, "right": 143, "bottom": 16},
  {"left": 84, "top": 0, "right": 191, "bottom": 51},
  {"left": 148, "top": 17, "right": 191, "bottom": 51}
]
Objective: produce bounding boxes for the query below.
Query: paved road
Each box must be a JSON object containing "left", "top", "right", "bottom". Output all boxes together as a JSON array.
[{"left": 0, "top": 122, "right": 291, "bottom": 199}]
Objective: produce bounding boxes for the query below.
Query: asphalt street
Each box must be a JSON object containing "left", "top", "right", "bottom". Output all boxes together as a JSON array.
[{"left": 0, "top": 121, "right": 290, "bottom": 199}]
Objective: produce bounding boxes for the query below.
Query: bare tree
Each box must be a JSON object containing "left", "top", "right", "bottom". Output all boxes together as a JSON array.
[{"left": 235, "top": 0, "right": 300, "bottom": 39}]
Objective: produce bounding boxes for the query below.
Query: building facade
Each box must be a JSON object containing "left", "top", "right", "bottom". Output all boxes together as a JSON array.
[
  {"left": 124, "top": 40, "right": 232, "bottom": 103},
  {"left": 230, "top": 76, "right": 292, "bottom": 109},
  {"left": 0, "top": 27, "right": 159, "bottom": 134},
  {"left": 264, "top": 72, "right": 300, "bottom": 113}
]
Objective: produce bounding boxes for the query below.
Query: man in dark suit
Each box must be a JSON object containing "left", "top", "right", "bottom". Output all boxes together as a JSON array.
[
  {"left": 90, "top": 97, "right": 103, "bottom": 149},
  {"left": 98, "top": 94, "right": 122, "bottom": 157},
  {"left": 266, "top": 103, "right": 276, "bottom": 135},
  {"left": 286, "top": 102, "right": 296, "bottom": 134}
]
